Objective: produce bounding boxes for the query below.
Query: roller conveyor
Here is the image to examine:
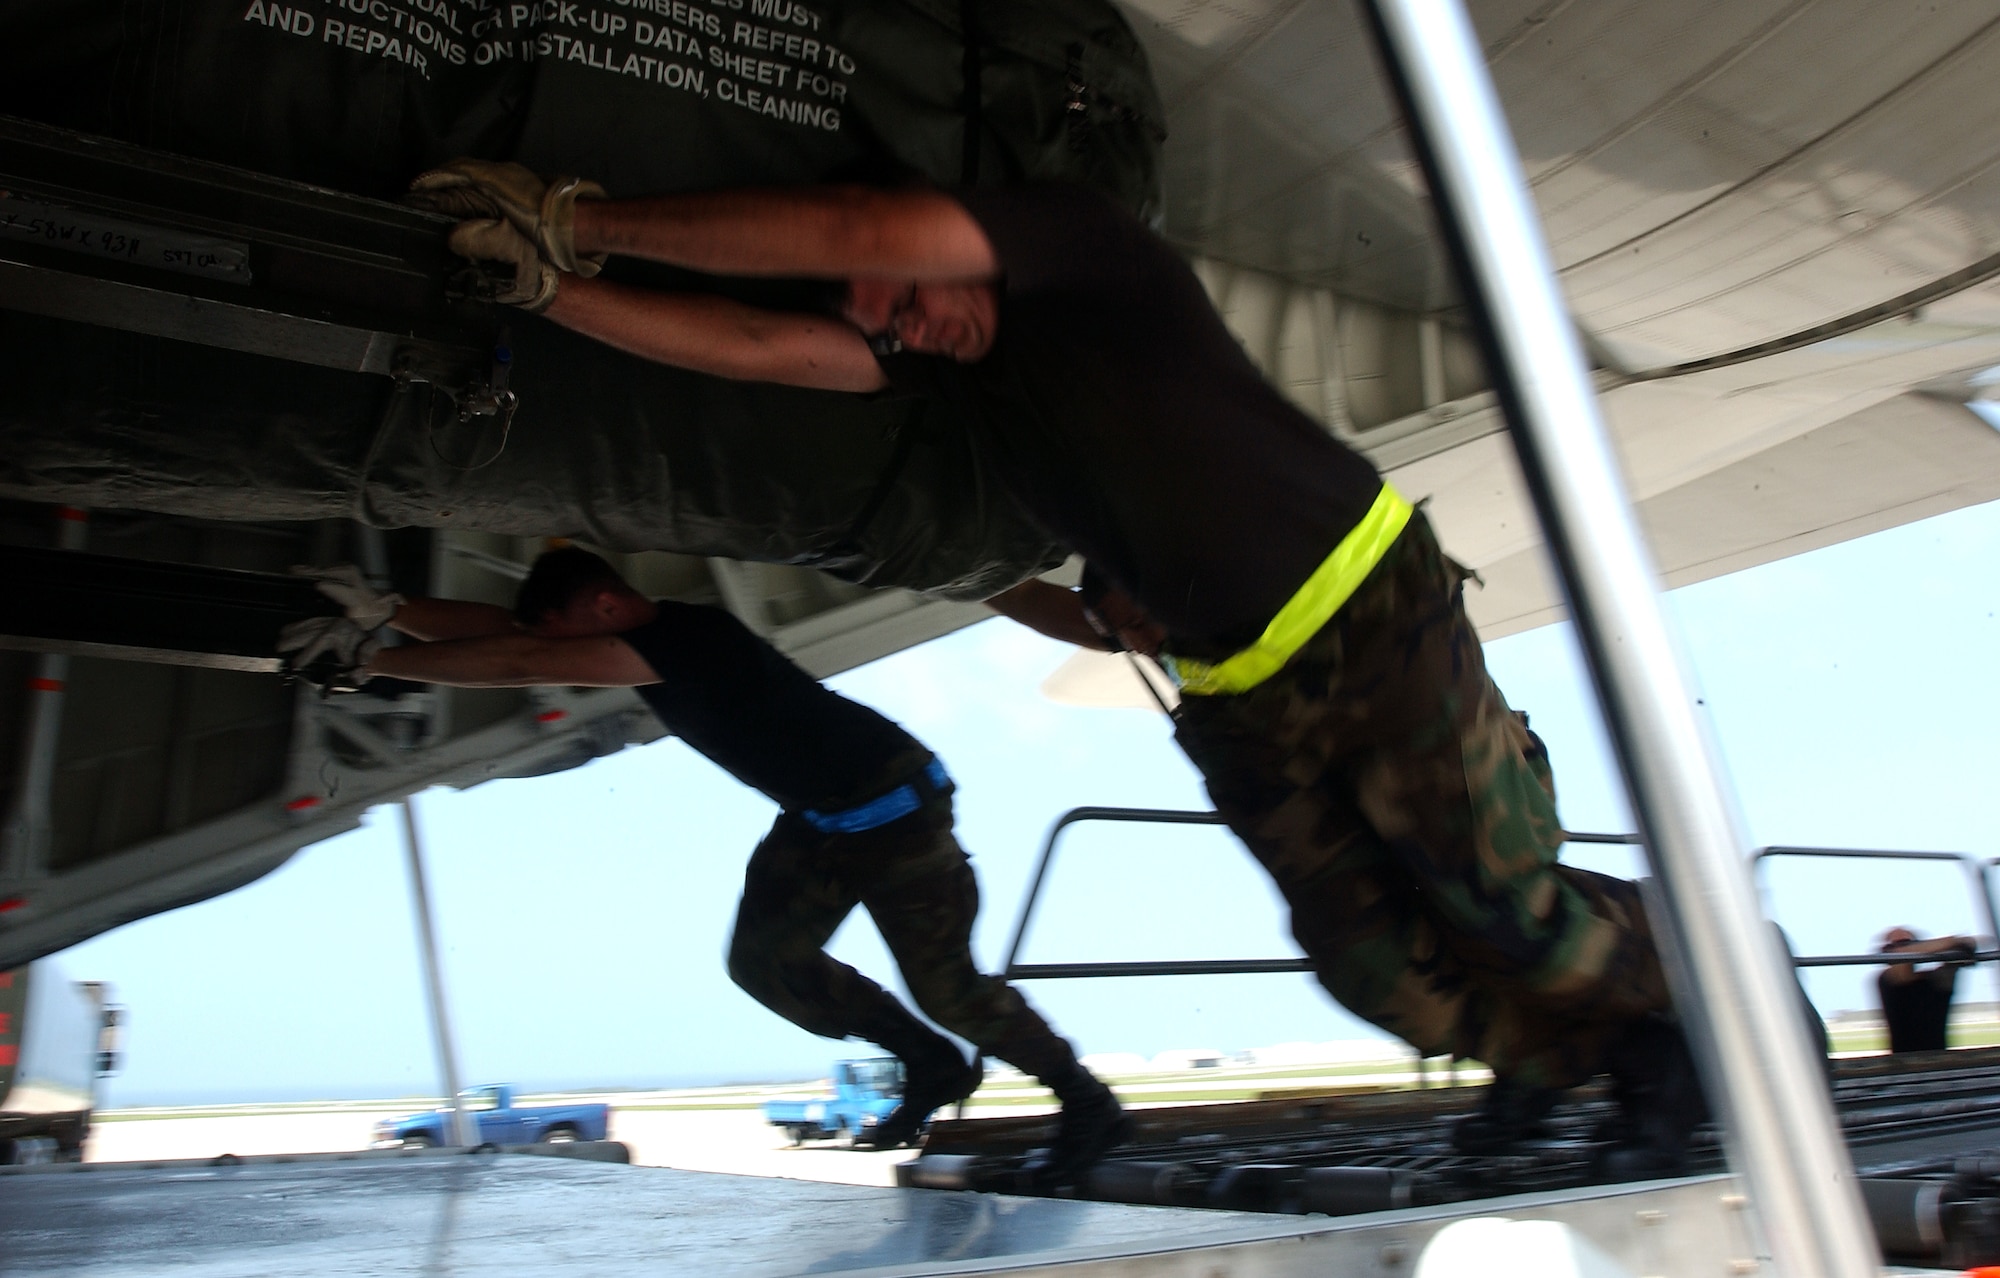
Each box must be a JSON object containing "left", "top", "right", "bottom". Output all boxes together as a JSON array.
[{"left": 905, "top": 1047, "right": 2000, "bottom": 1268}]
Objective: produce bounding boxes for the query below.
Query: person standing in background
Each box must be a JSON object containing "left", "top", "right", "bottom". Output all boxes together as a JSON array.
[{"left": 1877, "top": 927, "right": 1975, "bottom": 1053}]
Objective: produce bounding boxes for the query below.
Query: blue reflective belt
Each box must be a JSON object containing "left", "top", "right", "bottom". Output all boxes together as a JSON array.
[{"left": 799, "top": 759, "right": 949, "bottom": 834}]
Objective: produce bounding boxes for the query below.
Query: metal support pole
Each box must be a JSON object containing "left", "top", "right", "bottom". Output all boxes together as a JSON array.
[
  {"left": 400, "top": 798, "right": 477, "bottom": 1148},
  {"left": 2, "top": 507, "right": 88, "bottom": 883},
  {"left": 1355, "top": 2, "right": 1878, "bottom": 1274},
  {"left": 1964, "top": 858, "right": 2000, "bottom": 1009}
]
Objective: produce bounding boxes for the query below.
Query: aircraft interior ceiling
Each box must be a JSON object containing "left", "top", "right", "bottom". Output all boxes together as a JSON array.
[
  {"left": 3, "top": 0, "right": 1998, "bottom": 966},
  {"left": 1142, "top": 0, "right": 2000, "bottom": 630}
]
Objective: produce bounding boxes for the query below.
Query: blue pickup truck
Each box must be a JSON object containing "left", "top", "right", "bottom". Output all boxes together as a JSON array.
[
  {"left": 763, "top": 1059, "right": 908, "bottom": 1147},
  {"left": 374, "top": 1084, "right": 609, "bottom": 1148}
]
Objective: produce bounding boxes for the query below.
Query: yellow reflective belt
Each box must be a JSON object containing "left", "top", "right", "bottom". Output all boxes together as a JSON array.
[{"left": 1167, "top": 484, "right": 1413, "bottom": 697}]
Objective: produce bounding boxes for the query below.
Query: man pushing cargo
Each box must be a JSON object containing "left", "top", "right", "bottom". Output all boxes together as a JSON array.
[
  {"left": 278, "top": 552, "right": 1127, "bottom": 1180},
  {"left": 409, "top": 162, "right": 1704, "bottom": 1175}
]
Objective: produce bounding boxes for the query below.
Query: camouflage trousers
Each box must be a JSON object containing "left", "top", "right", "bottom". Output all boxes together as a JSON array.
[
  {"left": 1173, "top": 512, "right": 1671, "bottom": 1088},
  {"left": 726, "top": 796, "right": 1084, "bottom": 1084}
]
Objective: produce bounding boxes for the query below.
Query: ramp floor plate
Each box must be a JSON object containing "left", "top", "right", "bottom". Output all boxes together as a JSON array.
[{"left": 0, "top": 1151, "right": 1759, "bottom": 1277}]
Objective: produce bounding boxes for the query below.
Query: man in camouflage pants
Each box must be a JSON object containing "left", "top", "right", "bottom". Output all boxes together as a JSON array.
[
  {"left": 1040, "top": 512, "right": 1700, "bottom": 1175},
  {"left": 725, "top": 760, "right": 1088, "bottom": 1142},
  {"left": 277, "top": 548, "right": 1127, "bottom": 1180},
  {"left": 1166, "top": 516, "right": 1694, "bottom": 1154}
]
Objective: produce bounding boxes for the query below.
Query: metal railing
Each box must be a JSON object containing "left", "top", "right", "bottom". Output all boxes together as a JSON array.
[
  {"left": 997, "top": 807, "right": 1276, "bottom": 981},
  {"left": 1006, "top": 817, "right": 1999, "bottom": 990},
  {"left": 999, "top": 806, "right": 1638, "bottom": 982},
  {"left": 1754, "top": 848, "right": 2000, "bottom": 1004}
]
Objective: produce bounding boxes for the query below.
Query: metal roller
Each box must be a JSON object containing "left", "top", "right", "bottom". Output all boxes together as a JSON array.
[
  {"left": 1858, "top": 1179, "right": 1945, "bottom": 1260},
  {"left": 1301, "top": 1166, "right": 1414, "bottom": 1216},
  {"left": 1207, "top": 1163, "right": 1305, "bottom": 1213},
  {"left": 1085, "top": 1160, "right": 1198, "bottom": 1207},
  {"left": 899, "top": 1155, "right": 983, "bottom": 1191}
]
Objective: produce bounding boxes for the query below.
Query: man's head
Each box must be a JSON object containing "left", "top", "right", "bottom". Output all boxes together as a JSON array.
[
  {"left": 515, "top": 548, "right": 654, "bottom": 636},
  {"left": 841, "top": 278, "right": 999, "bottom": 363},
  {"left": 1880, "top": 927, "right": 1920, "bottom": 953}
]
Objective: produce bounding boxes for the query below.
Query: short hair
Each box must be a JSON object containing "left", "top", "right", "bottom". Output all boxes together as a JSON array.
[{"left": 514, "top": 547, "right": 625, "bottom": 625}]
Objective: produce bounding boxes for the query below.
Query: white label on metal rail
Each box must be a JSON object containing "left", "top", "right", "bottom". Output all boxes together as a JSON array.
[{"left": 0, "top": 193, "right": 252, "bottom": 283}]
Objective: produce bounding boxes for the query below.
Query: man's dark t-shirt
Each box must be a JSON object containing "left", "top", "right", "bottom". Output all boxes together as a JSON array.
[
  {"left": 878, "top": 184, "right": 1385, "bottom": 659},
  {"left": 617, "top": 601, "right": 926, "bottom": 814},
  {"left": 1878, "top": 966, "right": 1958, "bottom": 1053}
]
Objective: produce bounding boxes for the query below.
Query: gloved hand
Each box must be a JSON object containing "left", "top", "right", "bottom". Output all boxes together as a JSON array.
[
  {"left": 290, "top": 564, "right": 404, "bottom": 631},
  {"left": 277, "top": 616, "right": 382, "bottom": 692},
  {"left": 446, "top": 218, "right": 561, "bottom": 312},
  {"left": 408, "top": 158, "right": 608, "bottom": 276}
]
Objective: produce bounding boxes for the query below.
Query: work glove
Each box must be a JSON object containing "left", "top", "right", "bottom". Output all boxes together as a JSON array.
[
  {"left": 407, "top": 158, "right": 608, "bottom": 276},
  {"left": 277, "top": 616, "right": 382, "bottom": 694},
  {"left": 291, "top": 564, "right": 405, "bottom": 631},
  {"left": 446, "top": 218, "right": 562, "bottom": 312}
]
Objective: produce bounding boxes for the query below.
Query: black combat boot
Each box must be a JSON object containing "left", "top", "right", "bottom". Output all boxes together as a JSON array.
[
  {"left": 1020, "top": 1065, "right": 1134, "bottom": 1190},
  {"left": 1594, "top": 1017, "right": 1708, "bottom": 1181},
  {"left": 1452, "top": 1077, "right": 1565, "bottom": 1153},
  {"left": 853, "top": 1011, "right": 983, "bottom": 1149},
  {"left": 869, "top": 1052, "right": 983, "bottom": 1148}
]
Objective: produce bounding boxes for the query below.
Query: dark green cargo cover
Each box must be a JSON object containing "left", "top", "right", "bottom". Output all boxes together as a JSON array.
[{"left": 0, "top": 0, "right": 1163, "bottom": 598}]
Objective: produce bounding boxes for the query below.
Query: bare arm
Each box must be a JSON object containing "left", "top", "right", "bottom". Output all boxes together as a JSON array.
[
  {"left": 989, "top": 578, "right": 1171, "bottom": 658},
  {"left": 985, "top": 580, "right": 1112, "bottom": 651},
  {"left": 571, "top": 186, "right": 998, "bottom": 282},
  {"left": 544, "top": 278, "right": 886, "bottom": 392},
  {"left": 366, "top": 633, "right": 659, "bottom": 688},
  {"left": 1881, "top": 935, "right": 1977, "bottom": 985},
  {"left": 1908, "top": 935, "right": 1978, "bottom": 957},
  {"left": 388, "top": 596, "right": 520, "bottom": 642}
]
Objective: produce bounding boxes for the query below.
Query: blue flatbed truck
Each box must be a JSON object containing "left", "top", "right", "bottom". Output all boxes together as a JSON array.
[
  {"left": 374, "top": 1085, "right": 609, "bottom": 1149},
  {"left": 763, "top": 1058, "right": 906, "bottom": 1146}
]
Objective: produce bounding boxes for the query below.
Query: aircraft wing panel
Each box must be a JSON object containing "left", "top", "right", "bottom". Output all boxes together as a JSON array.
[
  {"left": 1463, "top": 390, "right": 2000, "bottom": 637},
  {"left": 1382, "top": 295, "right": 2000, "bottom": 601}
]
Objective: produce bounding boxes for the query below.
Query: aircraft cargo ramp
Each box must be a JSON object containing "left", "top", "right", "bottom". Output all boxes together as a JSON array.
[
  {"left": 0, "top": 1145, "right": 1776, "bottom": 1277},
  {"left": 904, "top": 1049, "right": 2000, "bottom": 1271},
  {"left": 5, "top": 1061, "right": 1998, "bottom": 1276}
]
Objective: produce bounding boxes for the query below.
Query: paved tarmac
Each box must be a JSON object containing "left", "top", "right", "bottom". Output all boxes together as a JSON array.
[{"left": 86, "top": 1106, "right": 916, "bottom": 1187}]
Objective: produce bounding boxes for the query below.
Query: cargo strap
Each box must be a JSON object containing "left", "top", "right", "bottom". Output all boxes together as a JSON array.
[
  {"left": 799, "top": 759, "right": 951, "bottom": 834},
  {"left": 1166, "top": 484, "right": 1414, "bottom": 697}
]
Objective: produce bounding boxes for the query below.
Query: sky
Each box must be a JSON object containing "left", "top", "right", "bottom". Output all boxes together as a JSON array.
[{"left": 52, "top": 497, "right": 2000, "bottom": 1106}]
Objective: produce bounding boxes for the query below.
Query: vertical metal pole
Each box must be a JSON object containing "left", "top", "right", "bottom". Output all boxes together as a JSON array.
[
  {"left": 2, "top": 508, "right": 88, "bottom": 883},
  {"left": 1001, "top": 820, "right": 1066, "bottom": 976},
  {"left": 1958, "top": 855, "right": 2000, "bottom": 1007},
  {"left": 1355, "top": 2, "right": 1878, "bottom": 1274},
  {"left": 401, "top": 798, "right": 477, "bottom": 1147}
]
